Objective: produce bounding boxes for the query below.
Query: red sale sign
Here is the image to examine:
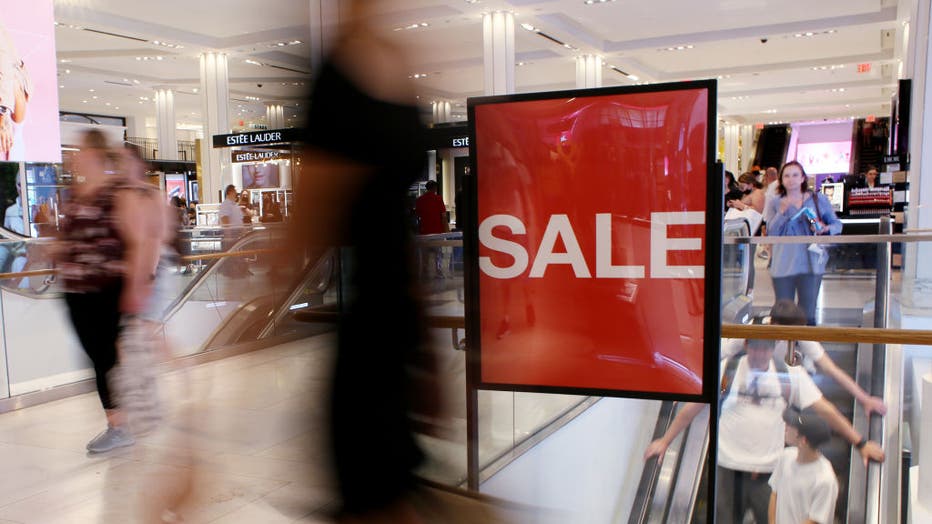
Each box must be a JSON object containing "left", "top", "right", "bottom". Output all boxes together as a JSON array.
[{"left": 466, "top": 81, "right": 720, "bottom": 400}]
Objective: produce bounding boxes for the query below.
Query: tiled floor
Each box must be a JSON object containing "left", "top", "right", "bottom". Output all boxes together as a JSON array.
[
  {"left": 0, "top": 337, "right": 338, "bottom": 524},
  {"left": 0, "top": 332, "right": 553, "bottom": 524}
]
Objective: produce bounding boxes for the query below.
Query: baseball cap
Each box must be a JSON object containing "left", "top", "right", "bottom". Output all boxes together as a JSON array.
[{"left": 783, "top": 407, "right": 832, "bottom": 448}]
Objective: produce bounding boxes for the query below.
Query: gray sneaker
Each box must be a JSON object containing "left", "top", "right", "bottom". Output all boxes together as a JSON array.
[{"left": 86, "top": 426, "right": 135, "bottom": 453}]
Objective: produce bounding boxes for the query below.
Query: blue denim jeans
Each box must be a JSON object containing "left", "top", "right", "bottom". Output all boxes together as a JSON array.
[{"left": 771, "top": 273, "right": 823, "bottom": 325}]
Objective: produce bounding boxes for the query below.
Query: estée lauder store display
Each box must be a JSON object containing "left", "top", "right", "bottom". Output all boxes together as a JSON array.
[{"left": 207, "top": 128, "right": 300, "bottom": 226}]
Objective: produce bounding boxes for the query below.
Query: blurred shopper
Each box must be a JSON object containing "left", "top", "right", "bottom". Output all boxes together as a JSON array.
[
  {"left": 219, "top": 184, "right": 251, "bottom": 277},
  {"left": 725, "top": 172, "right": 765, "bottom": 295},
  {"left": 219, "top": 184, "right": 243, "bottom": 227},
  {"left": 415, "top": 180, "right": 449, "bottom": 279},
  {"left": 721, "top": 300, "right": 886, "bottom": 416},
  {"left": 0, "top": 177, "right": 25, "bottom": 273},
  {"left": 764, "top": 161, "right": 841, "bottom": 325},
  {"left": 724, "top": 170, "right": 743, "bottom": 204},
  {"left": 58, "top": 129, "right": 150, "bottom": 453},
  {"left": 170, "top": 196, "right": 189, "bottom": 227},
  {"left": 768, "top": 408, "right": 839, "bottom": 524},
  {"left": 260, "top": 193, "right": 283, "bottom": 223},
  {"left": 238, "top": 189, "right": 255, "bottom": 224},
  {"left": 732, "top": 172, "right": 766, "bottom": 215},
  {"left": 758, "top": 167, "right": 780, "bottom": 261},
  {"left": 295, "top": 1, "right": 446, "bottom": 521},
  {"left": 862, "top": 166, "right": 882, "bottom": 189},
  {"left": 644, "top": 338, "right": 882, "bottom": 523}
]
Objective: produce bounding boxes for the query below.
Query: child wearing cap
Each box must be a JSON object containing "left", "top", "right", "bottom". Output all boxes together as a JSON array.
[{"left": 768, "top": 407, "right": 839, "bottom": 524}]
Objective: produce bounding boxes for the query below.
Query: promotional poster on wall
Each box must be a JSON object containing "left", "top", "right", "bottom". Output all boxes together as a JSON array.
[
  {"left": 243, "top": 163, "right": 280, "bottom": 189},
  {"left": 0, "top": 0, "right": 62, "bottom": 163},
  {"left": 165, "top": 175, "right": 186, "bottom": 203}
]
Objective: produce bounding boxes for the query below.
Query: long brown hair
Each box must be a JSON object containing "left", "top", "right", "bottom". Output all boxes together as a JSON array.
[
  {"left": 776, "top": 160, "right": 810, "bottom": 197},
  {"left": 738, "top": 172, "right": 763, "bottom": 190}
]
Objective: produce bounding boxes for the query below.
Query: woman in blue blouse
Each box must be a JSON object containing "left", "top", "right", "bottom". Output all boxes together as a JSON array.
[{"left": 765, "top": 161, "right": 842, "bottom": 325}]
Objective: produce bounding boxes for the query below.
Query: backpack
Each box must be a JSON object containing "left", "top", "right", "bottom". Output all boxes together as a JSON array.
[{"left": 720, "top": 350, "right": 793, "bottom": 409}]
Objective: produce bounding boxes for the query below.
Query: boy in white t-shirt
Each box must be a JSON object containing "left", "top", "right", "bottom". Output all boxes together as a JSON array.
[{"left": 769, "top": 408, "right": 839, "bottom": 524}]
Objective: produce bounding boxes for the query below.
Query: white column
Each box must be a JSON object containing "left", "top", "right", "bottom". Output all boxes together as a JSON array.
[
  {"left": 432, "top": 101, "right": 452, "bottom": 124},
  {"left": 155, "top": 89, "right": 178, "bottom": 160},
  {"left": 920, "top": 374, "right": 932, "bottom": 507},
  {"left": 575, "top": 54, "right": 603, "bottom": 89},
  {"left": 723, "top": 123, "right": 740, "bottom": 175},
  {"left": 199, "top": 52, "right": 231, "bottom": 204},
  {"left": 483, "top": 11, "right": 515, "bottom": 96},
  {"left": 309, "top": 0, "right": 342, "bottom": 73},
  {"left": 740, "top": 125, "right": 755, "bottom": 172},
  {"left": 266, "top": 104, "right": 285, "bottom": 129},
  {"left": 905, "top": 0, "right": 932, "bottom": 280}
]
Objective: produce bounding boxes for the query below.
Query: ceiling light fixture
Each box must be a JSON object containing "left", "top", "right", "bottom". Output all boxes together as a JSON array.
[
  {"left": 394, "top": 22, "right": 430, "bottom": 31},
  {"left": 584, "top": 0, "right": 616, "bottom": 4},
  {"left": 794, "top": 29, "right": 836, "bottom": 38}
]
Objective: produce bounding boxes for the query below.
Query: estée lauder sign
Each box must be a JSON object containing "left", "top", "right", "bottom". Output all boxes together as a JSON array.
[
  {"left": 212, "top": 128, "right": 301, "bottom": 148},
  {"left": 467, "top": 81, "right": 720, "bottom": 401}
]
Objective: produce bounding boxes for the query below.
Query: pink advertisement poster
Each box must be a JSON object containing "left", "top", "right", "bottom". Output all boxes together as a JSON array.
[{"left": 0, "top": 0, "right": 62, "bottom": 163}]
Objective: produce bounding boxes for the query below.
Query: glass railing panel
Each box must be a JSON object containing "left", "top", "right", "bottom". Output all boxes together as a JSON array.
[
  {"left": 716, "top": 233, "right": 902, "bottom": 523},
  {"left": 721, "top": 219, "right": 751, "bottom": 306},
  {"left": 743, "top": 238, "right": 881, "bottom": 327},
  {"left": 891, "top": 238, "right": 932, "bottom": 523},
  {"left": 262, "top": 250, "right": 340, "bottom": 340},
  {"left": 163, "top": 228, "right": 286, "bottom": 355},
  {"left": 415, "top": 326, "right": 468, "bottom": 486},
  {"left": 0, "top": 237, "right": 90, "bottom": 397}
]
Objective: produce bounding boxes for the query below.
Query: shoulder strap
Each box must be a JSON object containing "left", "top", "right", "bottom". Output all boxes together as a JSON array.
[{"left": 811, "top": 191, "right": 822, "bottom": 219}]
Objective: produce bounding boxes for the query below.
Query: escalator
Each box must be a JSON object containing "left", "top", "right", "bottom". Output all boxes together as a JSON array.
[
  {"left": 629, "top": 222, "right": 882, "bottom": 523},
  {"left": 752, "top": 124, "right": 791, "bottom": 170},
  {"left": 157, "top": 226, "right": 340, "bottom": 356}
]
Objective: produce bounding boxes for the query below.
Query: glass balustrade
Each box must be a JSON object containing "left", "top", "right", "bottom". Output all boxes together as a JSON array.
[{"left": 0, "top": 221, "right": 928, "bottom": 523}]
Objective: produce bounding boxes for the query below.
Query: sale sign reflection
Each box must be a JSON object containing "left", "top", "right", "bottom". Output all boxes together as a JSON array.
[{"left": 470, "top": 85, "right": 715, "bottom": 397}]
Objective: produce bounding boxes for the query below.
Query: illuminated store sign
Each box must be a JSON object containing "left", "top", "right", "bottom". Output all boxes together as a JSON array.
[
  {"left": 232, "top": 150, "right": 282, "bottom": 163},
  {"left": 467, "top": 81, "right": 720, "bottom": 401},
  {"left": 212, "top": 128, "right": 301, "bottom": 148}
]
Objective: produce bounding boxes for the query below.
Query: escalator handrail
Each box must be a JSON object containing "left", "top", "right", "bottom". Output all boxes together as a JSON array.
[
  {"left": 725, "top": 231, "right": 932, "bottom": 245},
  {"left": 178, "top": 253, "right": 330, "bottom": 353},
  {"left": 627, "top": 401, "right": 677, "bottom": 523},
  {"left": 256, "top": 249, "right": 337, "bottom": 340},
  {"left": 159, "top": 227, "right": 288, "bottom": 323}
]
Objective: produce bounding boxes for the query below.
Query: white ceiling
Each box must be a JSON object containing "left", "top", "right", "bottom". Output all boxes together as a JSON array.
[{"left": 50, "top": 0, "right": 907, "bottom": 134}]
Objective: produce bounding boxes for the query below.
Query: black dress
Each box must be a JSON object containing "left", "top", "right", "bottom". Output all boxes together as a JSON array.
[{"left": 303, "top": 58, "right": 427, "bottom": 515}]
